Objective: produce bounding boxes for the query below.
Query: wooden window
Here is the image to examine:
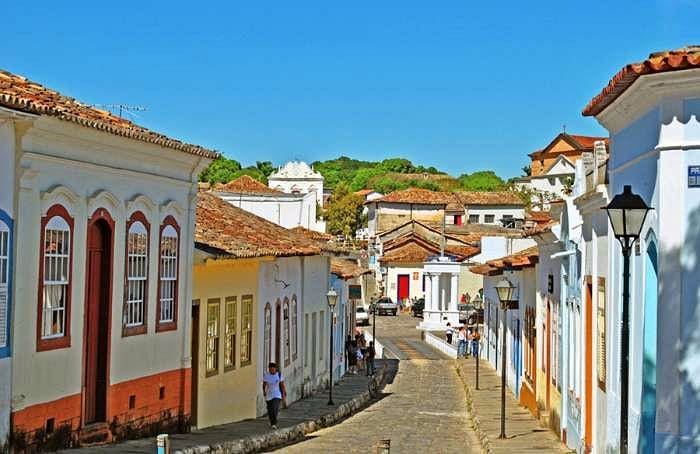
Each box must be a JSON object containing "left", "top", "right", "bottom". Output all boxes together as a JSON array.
[
  {"left": 224, "top": 296, "right": 237, "bottom": 371},
  {"left": 0, "top": 223, "right": 9, "bottom": 350},
  {"left": 264, "top": 303, "right": 272, "bottom": 367},
  {"left": 157, "top": 216, "right": 179, "bottom": 332},
  {"left": 283, "top": 299, "right": 290, "bottom": 366},
  {"left": 240, "top": 295, "right": 253, "bottom": 366},
  {"left": 205, "top": 298, "right": 220, "bottom": 376},
  {"left": 292, "top": 297, "right": 298, "bottom": 360},
  {"left": 38, "top": 205, "right": 74, "bottom": 351},
  {"left": 124, "top": 213, "right": 149, "bottom": 335},
  {"left": 597, "top": 278, "right": 606, "bottom": 390},
  {"left": 484, "top": 214, "right": 495, "bottom": 224},
  {"left": 468, "top": 214, "right": 479, "bottom": 224}
]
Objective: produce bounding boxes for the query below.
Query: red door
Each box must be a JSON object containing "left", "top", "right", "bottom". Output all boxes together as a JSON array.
[
  {"left": 397, "top": 275, "right": 410, "bottom": 303},
  {"left": 454, "top": 214, "right": 463, "bottom": 226},
  {"left": 84, "top": 218, "right": 112, "bottom": 424}
]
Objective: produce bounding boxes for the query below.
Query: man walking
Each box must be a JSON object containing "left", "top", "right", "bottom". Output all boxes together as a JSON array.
[
  {"left": 445, "top": 322, "right": 454, "bottom": 345},
  {"left": 366, "top": 341, "right": 376, "bottom": 376},
  {"left": 262, "top": 362, "right": 287, "bottom": 429},
  {"left": 457, "top": 325, "right": 467, "bottom": 358}
]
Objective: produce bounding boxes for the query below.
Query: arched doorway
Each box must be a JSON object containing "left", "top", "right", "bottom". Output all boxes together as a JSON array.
[
  {"left": 640, "top": 240, "right": 658, "bottom": 453},
  {"left": 84, "top": 210, "right": 114, "bottom": 424}
]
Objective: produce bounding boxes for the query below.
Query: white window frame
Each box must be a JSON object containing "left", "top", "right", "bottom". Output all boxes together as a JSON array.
[
  {"left": 42, "top": 216, "right": 71, "bottom": 339},
  {"left": 125, "top": 221, "right": 148, "bottom": 328},
  {"left": 159, "top": 224, "right": 178, "bottom": 323},
  {"left": 0, "top": 224, "right": 9, "bottom": 348}
]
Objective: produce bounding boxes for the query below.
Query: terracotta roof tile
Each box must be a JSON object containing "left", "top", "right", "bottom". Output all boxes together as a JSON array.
[
  {"left": 380, "top": 234, "right": 479, "bottom": 264},
  {"left": 583, "top": 46, "right": 700, "bottom": 116},
  {"left": 331, "top": 258, "right": 370, "bottom": 279},
  {"left": 0, "top": 69, "right": 218, "bottom": 159},
  {"left": 214, "top": 175, "right": 284, "bottom": 195},
  {"left": 469, "top": 245, "right": 539, "bottom": 275},
  {"left": 455, "top": 191, "right": 524, "bottom": 206},
  {"left": 372, "top": 188, "right": 453, "bottom": 205},
  {"left": 195, "top": 192, "right": 321, "bottom": 258}
]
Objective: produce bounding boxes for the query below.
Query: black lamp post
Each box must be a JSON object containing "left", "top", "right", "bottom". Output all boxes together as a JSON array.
[
  {"left": 604, "top": 185, "right": 652, "bottom": 454},
  {"left": 327, "top": 288, "right": 339, "bottom": 406},
  {"left": 472, "top": 293, "right": 483, "bottom": 390},
  {"left": 495, "top": 277, "right": 518, "bottom": 440}
]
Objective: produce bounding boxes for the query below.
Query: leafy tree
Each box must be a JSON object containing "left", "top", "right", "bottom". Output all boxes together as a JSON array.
[
  {"left": 379, "top": 158, "right": 415, "bottom": 173},
  {"left": 256, "top": 161, "right": 275, "bottom": 178},
  {"left": 325, "top": 182, "right": 365, "bottom": 237},
  {"left": 232, "top": 167, "right": 268, "bottom": 184},
  {"left": 521, "top": 165, "right": 532, "bottom": 176},
  {"left": 457, "top": 170, "right": 505, "bottom": 191},
  {"left": 349, "top": 167, "right": 384, "bottom": 191},
  {"left": 199, "top": 155, "right": 242, "bottom": 184}
]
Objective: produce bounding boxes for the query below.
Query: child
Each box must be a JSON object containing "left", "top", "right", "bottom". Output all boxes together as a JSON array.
[{"left": 446, "top": 322, "right": 454, "bottom": 345}]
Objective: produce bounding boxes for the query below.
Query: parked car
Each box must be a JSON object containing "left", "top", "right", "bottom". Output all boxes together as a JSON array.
[
  {"left": 411, "top": 298, "right": 425, "bottom": 317},
  {"left": 375, "top": 297, "right": 398, "bottom": 316},
  {"left": 355, "top": 306, "right": 370, "bottom": 326},
  {"left": 458, "top": 303, "right": 484, "bottom": 325}
]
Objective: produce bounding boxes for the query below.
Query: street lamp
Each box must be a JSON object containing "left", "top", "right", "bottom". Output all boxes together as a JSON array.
[
  {"left": 604, "top": 184, "right": 652, "bottom": 454},
  {"left": 471, "top": 293, "right": 483, "bottom": 390},
  {"left": 326, "top": 288, "right": 339, "bottom": 406},
  {"left": 495, "top": 277, "right": 518, "bottom": 440}
]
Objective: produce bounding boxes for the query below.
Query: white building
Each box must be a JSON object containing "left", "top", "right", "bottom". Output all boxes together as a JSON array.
[
  {"left": 268, "top": 161, "right": 325, "bottom": 207},
  {"left": 1, "top": 69, "right": 216, "bottom": 449},
  {"left": 457, "top": 191, "right": 526, "bottom": 227},
  {"left": 583, "top": 46, "right": 700, "bottom": 453},
  {"left": 213, "top": 175, "right": 324, "bottom": 232}
]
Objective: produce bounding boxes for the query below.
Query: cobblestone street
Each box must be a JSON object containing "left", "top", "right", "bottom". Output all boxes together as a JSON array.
[{"left": 278, "top": 313, "right": 481, "bottom": 453}]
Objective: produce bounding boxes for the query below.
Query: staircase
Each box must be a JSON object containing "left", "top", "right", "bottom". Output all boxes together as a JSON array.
[{"left": 79, "top": 422, "right": 112, "bottom": 446}]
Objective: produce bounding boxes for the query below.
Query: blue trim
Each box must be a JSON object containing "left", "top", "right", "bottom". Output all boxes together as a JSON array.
[{"left": 0, "top": 209, "right": 13, "bottom": 359}]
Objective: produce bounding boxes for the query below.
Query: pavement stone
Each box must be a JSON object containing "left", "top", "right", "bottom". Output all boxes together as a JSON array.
[{"left": 455, "top": 358, "right": 571, "bottom": 454}]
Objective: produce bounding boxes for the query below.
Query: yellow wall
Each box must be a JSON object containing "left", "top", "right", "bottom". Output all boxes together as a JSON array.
[{"left": 193, "top": 258, "right": 260, "bottom": 429}]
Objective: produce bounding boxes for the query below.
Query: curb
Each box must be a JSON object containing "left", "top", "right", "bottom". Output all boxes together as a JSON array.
[
  {"left": 175, "top": 366, "right": 388, "bottom": 454},
  {"left": 454, "top": 361, "right": 492, "bottom": 454}
]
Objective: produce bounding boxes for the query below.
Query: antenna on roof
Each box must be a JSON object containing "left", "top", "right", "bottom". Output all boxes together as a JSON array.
[
  {"left": 93, "top": 104, "right": 147, "bottom": 119},
  {"left": 562, "top": 124, "right": 567, "bottom": 133}
]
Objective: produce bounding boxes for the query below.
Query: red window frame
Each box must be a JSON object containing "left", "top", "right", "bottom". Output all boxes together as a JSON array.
[
  {"left": 156, "top": 215, "right": 180, "bottom": 332},
  {"left": 37, "top": 204, "right": 74, "bottom": 352},
  {"left": 123, "top": 211, "right": 150, "bottom": 336}
]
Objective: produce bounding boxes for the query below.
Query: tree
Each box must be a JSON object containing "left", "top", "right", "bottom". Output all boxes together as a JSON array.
[
  {"left": 457, "top": 170, "right": 505, "bottom": 191},
  {"left": 232, "top": 167, "right": 267, "bottom": 184},
  {"left": 521, "top": 164, "right": 532, "bottom": 176},
  {"left": 325, "top": 182, "right": 365, "bottom": 237},
  {"left": 199, "top": 156, "right": 242, "bottom": 184},
  {"left": 379, "top": 158, "right": 415, "bottom": 173},
  {"left": 256, "top": 161, "right": 275, "bottom": 178}
]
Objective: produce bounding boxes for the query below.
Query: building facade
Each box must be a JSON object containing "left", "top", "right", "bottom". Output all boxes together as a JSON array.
[{"left": 268, "top": 161, "right": 325, "bottom": 207}]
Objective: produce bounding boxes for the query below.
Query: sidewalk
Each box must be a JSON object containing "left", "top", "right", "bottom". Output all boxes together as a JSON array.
[
  {"left": 455, "top": 358, "right": 570, "bottom": 454},
  {"left": 65, "top": 359, "right": 398, "bottom": 454}
]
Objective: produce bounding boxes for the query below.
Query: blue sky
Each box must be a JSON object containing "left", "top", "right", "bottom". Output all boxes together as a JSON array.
[{"left": 3, "top": 1, "right": 699, "bottom": 178}]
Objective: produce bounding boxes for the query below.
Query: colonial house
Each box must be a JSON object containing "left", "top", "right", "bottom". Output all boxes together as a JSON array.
[
  {"left": 366, "top": 189, "right": 452, "bottom": 238},
  {"left": 515, "top": 133, "right": 608, "bottom": 209},
  {"left": 456, "top": 191, "right": 525, "bottom": 227},
  {"left": 0, "top": 111, "right": 17, "bottom": 447},
  {"left": 192, "top": 192, "right": 323, "bottom": 428},
  {"left": 1, "top": 69, "right": 216, "bottom": 448},
  {"left": 376, "top": 220, "right": 479, "bottom": 304},
  {"left": 268, "top": 161, "right": 325, "bottom": 207},
  {"left": 583, "top": 46, "right": 700, "bottom": 453},
  {"left": 212, "top": 175, "right": 323, "bottom": 232},
  {"left": 471, "top": 246, "right": 538, "bottom": 404}
]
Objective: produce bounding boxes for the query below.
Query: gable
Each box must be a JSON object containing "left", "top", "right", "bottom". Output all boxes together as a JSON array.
[{"left": 545, "top": 155, "right": 575, "bottom": 175}]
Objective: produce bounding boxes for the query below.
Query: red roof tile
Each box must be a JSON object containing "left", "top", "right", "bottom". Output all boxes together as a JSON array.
[
  {"left": 380, "top": 234, "right": 479, "bottom": 264},
  {"left": 470, "top": 246, "right": 539, "bottom": 276},
  {"left": 583, "top": 47, "right": 700, "bottom": 116},
  {"left": 215, "top": 175, "right": 283, "bottom": 195},
  {"left": 0, "top": 69, "right": 218, "bottom": 159},
  {"left": 455, "top": 191, "right": 524, "bottom": 206},
  {"left": 372, "top": 188, "right": 453, "bottom": 205},
  {"left": 331, "top": 258, "right": 370, "bottom": 279},
  {"left": 195, "top": 192, "right": 321, "bottom": 259}
]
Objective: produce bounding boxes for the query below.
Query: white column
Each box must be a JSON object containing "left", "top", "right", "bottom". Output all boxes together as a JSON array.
[
  {"left": 450, "top": 273, "right": 459, "bottom": 312},
  {"left": 424, "top": 273, "right": 432, "bottom": 311},
  {"left": 431, "top": 273, "right": 440, "bottom": 312}
]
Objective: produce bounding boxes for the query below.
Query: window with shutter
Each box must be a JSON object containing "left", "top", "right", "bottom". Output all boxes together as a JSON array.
[
  {"left": 240, "top": 295, "right": 253, "bottom": 366},
  {"left": 597, "top": 278, "right": 606, "bottom": 390},
  {"left": 0, "top": 227, "right": 9, "bottom": 349}
]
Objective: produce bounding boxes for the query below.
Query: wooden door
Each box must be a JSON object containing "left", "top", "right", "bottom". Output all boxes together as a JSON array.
[
  {"left": 397, "top": 274, "right": 410, "bottom": 302},
  {"left": 275, "top": 304, "right": 281, "bottom": 364},
  {"left": 191, "top": 302, "right": 200, "bottom": 427},
  {"left": 584, "top": 283, "right": 594, "bottom": 450},
  {"left": 84, "top": 219, "right": 112, "bottom": 424}
]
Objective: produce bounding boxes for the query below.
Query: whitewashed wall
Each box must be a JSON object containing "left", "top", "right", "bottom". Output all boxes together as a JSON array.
[
  {"left": 219, "top": 191, "right": 321, "bottom": 232},
  {"left": 465, "top": 205, "right": 525, "bottom": 225}
]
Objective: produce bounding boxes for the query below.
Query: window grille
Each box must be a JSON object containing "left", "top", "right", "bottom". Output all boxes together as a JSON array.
[
  {"left": 125, "top": 221, "right": 148, "bottom": 328},
  {"left": 159, "top": 224, "right": 178, "bottom": 323},
  {"left": 42, "top": 216, "right": 70, "bottom": 338}
]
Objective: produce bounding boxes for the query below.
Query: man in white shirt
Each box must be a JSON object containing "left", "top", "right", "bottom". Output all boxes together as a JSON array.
[{"left": 262, "top": 362, "right": 287, "bottom": 429}]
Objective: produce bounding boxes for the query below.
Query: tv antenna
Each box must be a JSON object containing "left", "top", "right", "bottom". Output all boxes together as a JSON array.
[{"left": 93, "top": 104, "right": 147, "bottom": 119}]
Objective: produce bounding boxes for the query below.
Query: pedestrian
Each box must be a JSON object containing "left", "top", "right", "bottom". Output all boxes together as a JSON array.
[
  {"left": 466, "top": 327, "right": 473, "bottom": 357},
  {"left": 472, "top": 328, "right": 481, "bottom": 358},
  {"left": 262, "top": 362, "right": 287, "bottom": 429},
  {"left": 348, "top": 340, "right": 358, "bottom": 374},
  {"left": 445, "top": 322, "right": 454, "bottom": 345},
  {"left": 356, "top": 343, "right": 365, "bottom": 371},
  {"left": 366, "top": 341, "right": 376, "bottom": 376},
  {"left": 457, "top": 325, "right": 467, "bottom": 358},
  {"left": 344, "top": 334, "right": 352, "bottom": 371}
]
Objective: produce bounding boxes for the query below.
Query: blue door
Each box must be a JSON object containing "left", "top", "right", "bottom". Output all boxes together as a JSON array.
[{"left": 640, "top": 241, "right": 658, "bottom": 454}]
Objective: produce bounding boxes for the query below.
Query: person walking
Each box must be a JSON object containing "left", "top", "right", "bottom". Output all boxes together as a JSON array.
[
  {"left": 472, "top": 328, "right": 481, "bottom": 358},
  {"left": 348, "top": 340, "right": 358, "bottom": 374},
  {"left": 262, "top": 362, "right": 287, "bottom": 429},
  {"left": 366, "top": 341, "right": 376, "bottom": 376},
  {"left": 466, "top": 327, "right": 473, "bottom": 358},
  {"left": 344, "top": 334, "right": 352, "bottom": 371},
  {"left": 457, "top": 325, "right": 467, "bottom": 358},
  {"left": 445, "top": 322, "right": 454, "bottom": 345}
]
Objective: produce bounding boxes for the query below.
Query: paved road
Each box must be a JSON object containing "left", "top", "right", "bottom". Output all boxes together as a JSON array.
[{"left": 277, "top": 313, "right": 481, "bottom": 453}]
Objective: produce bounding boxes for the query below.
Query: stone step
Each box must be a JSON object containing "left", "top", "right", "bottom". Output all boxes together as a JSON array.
[{"left": 79, "top": 422, "right": 112, "bottom": 446}]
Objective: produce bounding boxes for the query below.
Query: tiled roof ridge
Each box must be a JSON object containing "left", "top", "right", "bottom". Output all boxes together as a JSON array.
[
  {"left": 470, "top": 245, "right": 539, "bottom": 275},
  {"left": 583, "top": 47, "right": 700, "bottom": 116},
  {"left": 216, "top": 175, "right": 284, "bottom": 195},
  {"left": 0, "top": 69, "right": 218, "bottom": 159},
  {"left": 372, "top": 187, "right": 453, "bottom": 205}
]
